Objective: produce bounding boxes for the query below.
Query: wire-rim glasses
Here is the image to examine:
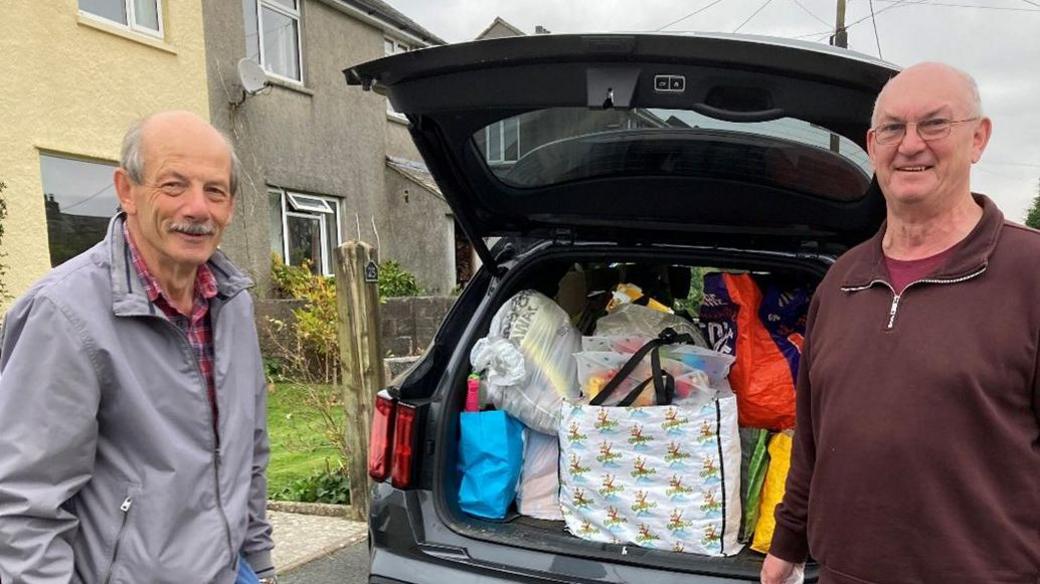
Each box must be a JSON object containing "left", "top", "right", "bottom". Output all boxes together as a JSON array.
[{"left": 872, "top": 117, "right": 979, "bottom": 145}]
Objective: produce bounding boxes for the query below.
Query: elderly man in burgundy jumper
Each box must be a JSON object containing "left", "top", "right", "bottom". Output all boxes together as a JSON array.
[{"left": 761, "top": 63, "right": 1040, "bottom": 584}]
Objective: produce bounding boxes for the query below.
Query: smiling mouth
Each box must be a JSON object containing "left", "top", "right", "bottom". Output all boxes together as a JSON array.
[{"left": 895, "top": 165, "right": 932, "bottom": 172}]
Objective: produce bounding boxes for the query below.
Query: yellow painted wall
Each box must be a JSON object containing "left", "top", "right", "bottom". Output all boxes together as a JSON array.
[{"left": 0, "top": 0, "right": 209, "bottom": 302}]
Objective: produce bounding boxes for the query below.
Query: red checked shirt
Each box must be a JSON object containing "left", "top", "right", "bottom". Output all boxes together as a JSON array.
[{"left": 124, "top": 225, "right": 221, "bottom": 438}]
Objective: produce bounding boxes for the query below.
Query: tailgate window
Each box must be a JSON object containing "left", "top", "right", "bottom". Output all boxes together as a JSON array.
[{"left": 472, "top": 107, "right": 871, "bottom": 201}]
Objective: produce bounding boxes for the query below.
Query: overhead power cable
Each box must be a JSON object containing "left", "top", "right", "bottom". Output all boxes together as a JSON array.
[
  {"left": 733, "top": 0, "right": 776, "bottom": 33},
  {"left": 868, "top": 0, "right": 884, "bottom": 59},
  {"left": 873, "top": 0, "right": 1040, "bottom": 10},
  {"left": 654, "top": 0, "right": 728, "bottom": 31},
  {"left": 59, "top": 183, "right": 115, "bottom": 213},
  {"left": 791, "top": 0, "right": 833, "bottom": 27}
]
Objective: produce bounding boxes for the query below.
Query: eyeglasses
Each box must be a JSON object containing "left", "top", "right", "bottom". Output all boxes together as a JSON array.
[{"left": 871, "top": 117, "right": 979, "bottom": 145}]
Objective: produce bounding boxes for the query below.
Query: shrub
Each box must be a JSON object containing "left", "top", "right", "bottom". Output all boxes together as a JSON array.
[
  {"left": 265, "top": 258, "right": 348, "bottom": 470},
  {"left": 378, "top": 260, "right": 422, "bottom": 298},
  {"left": 273, "top": 459, "right": 351, "bottom": 505},
  {"left": 269, "top": 255, "right": 339, "bottom": 384}
]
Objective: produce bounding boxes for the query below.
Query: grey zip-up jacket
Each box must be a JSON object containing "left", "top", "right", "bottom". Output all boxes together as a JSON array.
[{"left": 0, "top": 215, "right": 274, "bottom": 583}]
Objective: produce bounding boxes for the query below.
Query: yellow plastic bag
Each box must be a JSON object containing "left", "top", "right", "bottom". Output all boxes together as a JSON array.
[{"left": 751, "top": 431, "right": 793, "bottom": 553}]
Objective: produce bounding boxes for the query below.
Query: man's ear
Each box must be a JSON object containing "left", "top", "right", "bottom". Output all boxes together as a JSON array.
[
  {"left": 866, "top": 128, "right": 878, "bottom": 165},
  {"left": 114, "top": 168, "right": 137, "bottom": 214},
  {"left": 971, "top": 117, "right": 992, "bottom": 164}
]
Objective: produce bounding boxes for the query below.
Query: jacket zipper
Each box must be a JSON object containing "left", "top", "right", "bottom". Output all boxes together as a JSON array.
[
  {"left": 841, "top": 266, "right": 987, "bottom": 330},
  {"left": 102, "top": 495, "right": 133, "bottom": 584},
  {"left": 158, "top": 318, "right": 237, "bottom": 570}
]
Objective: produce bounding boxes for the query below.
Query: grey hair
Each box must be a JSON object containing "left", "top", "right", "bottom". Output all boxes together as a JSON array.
[
  {"left": 120, "top": 115, "right": 242, "bottom": 196},
  {"left": 871, "top": 63, "right": 983, "bottom": 126}
]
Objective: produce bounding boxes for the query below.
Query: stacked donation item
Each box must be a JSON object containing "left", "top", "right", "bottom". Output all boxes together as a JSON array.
[{"left": 455, "top": 269, "right": 812, "bottom": 557}]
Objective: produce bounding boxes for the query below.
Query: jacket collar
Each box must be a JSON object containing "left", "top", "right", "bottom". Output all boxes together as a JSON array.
[
  {"left": 107, "top": 213, "right": 253, "bottom": 317},
  {"left": 841, "top": 193, "right": 1003, "bottom": 289}
]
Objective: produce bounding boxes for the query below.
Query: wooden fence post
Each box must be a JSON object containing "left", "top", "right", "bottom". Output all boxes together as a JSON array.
[{"left": 334, "top": 241, "right": 384, "bottom": 522}]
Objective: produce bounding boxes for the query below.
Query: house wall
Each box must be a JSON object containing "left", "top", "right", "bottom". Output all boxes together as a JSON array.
[
  {"left": 382, "top": 169, "right": 455, "bottom": 294},
  {"left": 203, "top": 0, "right": 447, "bottom": 295},
  {"left": 204, "top": 0, "right": 394, "bottom": 294},
  {"left": 0, "top": 0, "right": 209, "bottom": 302},
  {"left": 385, "top": 116, "right": 423, "bottom": 160}
]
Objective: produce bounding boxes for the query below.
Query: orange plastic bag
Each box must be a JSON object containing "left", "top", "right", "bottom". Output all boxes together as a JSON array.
[
  {"left": 751, "top": 431, "right": 793, "bottom": 553},
  {"left": 700, "top": 273, "right": 805, "bottom": 430}
]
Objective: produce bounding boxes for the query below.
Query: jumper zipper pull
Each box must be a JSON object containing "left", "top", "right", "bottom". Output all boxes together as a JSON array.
[
  {"left": 120, "top": 496, "right": 133, "bottom": 512},
  {"left": 887, "top": 294, "right": 901, "bottom": 329}
]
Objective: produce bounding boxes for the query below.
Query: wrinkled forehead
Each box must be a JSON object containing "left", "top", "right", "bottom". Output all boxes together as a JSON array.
[
  {"left": 874, "top": 67, "right": 976, "bottom": 121},
  {"left": 142, "top": 126, "right": 232, "bottom": 180}
]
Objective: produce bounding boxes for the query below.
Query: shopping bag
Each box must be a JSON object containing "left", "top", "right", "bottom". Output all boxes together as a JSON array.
[
  {"left": 751, "top": 431, "right": 793, "bottom": 553},
  {"left": 516, "top": 429, "right": 564, "bottom": 520},
  {"left": 457, "top": 410, "right": 525, "bottom": 520},
  {"left": 739, "top": 428, "right": 771, "bottom": 542},
  {"left": 471, "top": 290, "right": 582, "bottom": 434},
  {"left": 559, "top": 332, "right": 743, "bottom": 556},
  {"left": 699, "top": 273, "right": 807, "bottom": 430}
]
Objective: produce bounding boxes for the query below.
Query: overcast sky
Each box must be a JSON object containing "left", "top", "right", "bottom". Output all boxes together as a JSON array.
[{"left": 388, "top": 0, "right": 1040, "bottom": 221}]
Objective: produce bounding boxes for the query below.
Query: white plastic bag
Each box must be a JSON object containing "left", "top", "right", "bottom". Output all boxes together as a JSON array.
[
  {"left": 516, "top": 429, "right": 564, "bottom": 520},
  {"left": 594, "top": 303, "right": 709, "bottom": 348},
  {"left": 470, "top": 290, "right": 581, "bottom": 434}
]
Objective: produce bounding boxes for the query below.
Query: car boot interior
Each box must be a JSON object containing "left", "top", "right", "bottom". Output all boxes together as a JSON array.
[{"left": 432, "top": 244, "right": 829, "bottom": 580}]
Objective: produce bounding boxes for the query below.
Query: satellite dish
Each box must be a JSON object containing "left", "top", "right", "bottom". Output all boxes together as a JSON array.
[{"left": 237, "top": 58, "right": 270, "bottom": 96}]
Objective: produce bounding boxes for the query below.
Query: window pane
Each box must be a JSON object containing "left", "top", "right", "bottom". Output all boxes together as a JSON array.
[
  {"left": 267, "top": 0, "right": 297, "bottom": 9},
  {"left": 287, "top": 193, "right": 332, "bottom": 213},
  {"left": 133, "top": 0, "right": 159, "bottom": 30},
  {"left": 40, "top": 154, "right": 119, "bottom": 267},
  {"left": 243, "top": 0, "right": 261, "bottom": 62},
  {"left": 287, "top": 214, "right": 321, "bottom": 274},
  {"left": 384, "top": 39, "right": 395, "bottom": 56},
  {"left": 79, "top": 0, "right": 127, "bottom": 24},
  {"left": 268, "top": 190, "right": 284, "bottom": 261},
  {"left": 261, "top": 6, "right": 300, "bottom": 80},
  {"left": 486, "top": 123, "right": 502, "bottom": 162},
  {"left": 503, "top": 117, "right": 519, "bottom": 162}
]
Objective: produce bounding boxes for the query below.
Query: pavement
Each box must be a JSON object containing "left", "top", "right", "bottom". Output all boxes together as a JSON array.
[{"left": 268, "top": 507, "right": 369, "bottom": 577}]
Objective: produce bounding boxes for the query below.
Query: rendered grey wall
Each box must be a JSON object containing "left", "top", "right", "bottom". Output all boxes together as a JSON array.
[
  {"left": 204, "top": 0, "right": 398, "bottom": 295},
  {"left": 382, "top": 168, "right": 455, "bottom": 294},
  {"left": 385, "top": 116, "right": 423, "bottom": 160}
]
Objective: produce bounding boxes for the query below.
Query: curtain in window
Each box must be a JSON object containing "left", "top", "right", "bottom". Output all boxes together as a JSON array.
[{"left": 262, "top": 6, "right": 300, "bottom": 80}]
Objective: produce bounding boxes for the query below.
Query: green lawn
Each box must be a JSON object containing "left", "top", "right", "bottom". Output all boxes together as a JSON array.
[{"left": 266, "top": 383, "right": 346, "bottom": 497}]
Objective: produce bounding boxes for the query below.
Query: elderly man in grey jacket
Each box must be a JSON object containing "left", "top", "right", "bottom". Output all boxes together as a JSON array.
[{"left": 0, "top": 111, "right": 276, "bottom": 583}]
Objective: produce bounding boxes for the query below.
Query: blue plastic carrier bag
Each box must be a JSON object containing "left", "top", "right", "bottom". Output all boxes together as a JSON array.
[{"left": 457, "top": 410, "right": 525, "bottom": 519}]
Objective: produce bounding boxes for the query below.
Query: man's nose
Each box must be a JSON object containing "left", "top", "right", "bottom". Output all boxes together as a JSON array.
[
  {"left": 181, "top": 183, "right": 211, "bottom": 219},
  {"left": 896, "top": 124, "right": 927, "bottom": 155}
]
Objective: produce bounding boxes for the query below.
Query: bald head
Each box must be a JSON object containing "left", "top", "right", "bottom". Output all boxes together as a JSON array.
[
  {"left": 871, "top": 62, "right": 982, "bottom": 127},
  {"left": 120, "top": 111, "right": 241, "bottom": 196}
]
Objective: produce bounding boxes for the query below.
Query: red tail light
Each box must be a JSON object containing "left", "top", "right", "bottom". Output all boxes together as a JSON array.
[
  {"left": 390, "top": 402, "right": 419, "bottom": 489},
  {"left": 368, "top": 393, "right": 396, "bottom": 481}
]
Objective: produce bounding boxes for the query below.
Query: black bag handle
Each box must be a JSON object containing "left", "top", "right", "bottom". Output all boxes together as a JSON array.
[{"left": 588, "top": 328, "right": 690, "bottom": 407}]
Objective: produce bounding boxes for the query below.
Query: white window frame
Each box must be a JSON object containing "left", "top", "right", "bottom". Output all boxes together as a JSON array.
[
  {"left": 79, "top": 0, "right": 165, "bottom": 39},
  {"left": 252, "top": 0, "right": 304, "bottom": 84},
  {"left": 272, "top": 189, "right": 341, "bottom": 276},
  {"left": 485, "top": 119, "right": 520, "bottom": 164},
  {"left": 384, "top": 37, "right": 410, "bottom": 119}
]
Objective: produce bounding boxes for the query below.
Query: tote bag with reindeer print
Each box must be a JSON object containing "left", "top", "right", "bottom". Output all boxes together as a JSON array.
[{"left": 557, "top": 393, "right": 742, "bottom": 556}]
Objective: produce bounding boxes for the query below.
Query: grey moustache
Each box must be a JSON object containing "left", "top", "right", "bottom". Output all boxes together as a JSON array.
[{"left": 170, "top": 223, "right": 215, "bottom": 236}]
